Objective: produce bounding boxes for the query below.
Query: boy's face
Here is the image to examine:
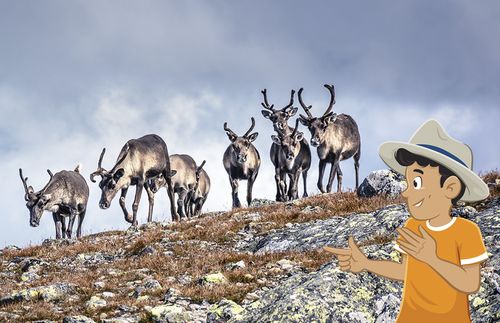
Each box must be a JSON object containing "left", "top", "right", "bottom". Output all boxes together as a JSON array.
[{"left": 401, "top": 163, "right": 452, "bottom": 220}]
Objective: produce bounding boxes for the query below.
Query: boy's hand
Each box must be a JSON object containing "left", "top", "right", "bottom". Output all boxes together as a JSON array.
[
  {"left": 397, "top": 226, "right": 437, "bottom": 264},
  {"left": 323, "top": 236, "right": 368, "bottom": 273}
]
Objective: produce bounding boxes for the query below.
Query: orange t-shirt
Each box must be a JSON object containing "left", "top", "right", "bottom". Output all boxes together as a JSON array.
[{"left": 394, "top": 216, "right": 488, "bottom": 323}]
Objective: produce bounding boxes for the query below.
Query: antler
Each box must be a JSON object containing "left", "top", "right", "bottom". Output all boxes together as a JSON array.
[
  {"left": 197, "top": 160, "right": 206, "bottom": 172},
  {"left": 298, "top": 88, "right": 313, "bottom": 119},
  {"left": 19, "top": 168, "right": 30, "bottom": 196},
  {"left": 40, "top": 170, "right": 54, "bottom": 192},
  {"left": 282, "top": 89, "right": 295, "bottom": 111},
  {"left": 323, "top": 84, "right": 336, "bottom": 116},
  {"left": 291, "top": 118, "right": 300, "bottom": 138},
  {"left": 223, "top": 122, "right": 238, "bottom": 139},
  {"left": 261, "top": 89, "right": 275, "bottom": 112},
  {"left": 90, "top": 148, "right": 108, "bottom": 183},
  {"left": 243, "top": 117, "right": 256, "bottom": 138}
]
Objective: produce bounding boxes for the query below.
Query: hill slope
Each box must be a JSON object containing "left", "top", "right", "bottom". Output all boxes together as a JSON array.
[{"left": 0, "top": 189, "right": 498, "bottom": 322}]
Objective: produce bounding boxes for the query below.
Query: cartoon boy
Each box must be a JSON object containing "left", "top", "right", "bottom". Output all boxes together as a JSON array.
[{"left": 325, "top": 119, "right": 489, "bottom": 322}]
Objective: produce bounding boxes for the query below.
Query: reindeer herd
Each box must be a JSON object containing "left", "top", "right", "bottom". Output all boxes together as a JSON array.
[{"left": 19, "top": 83, "right": 361, "bottom": 239}]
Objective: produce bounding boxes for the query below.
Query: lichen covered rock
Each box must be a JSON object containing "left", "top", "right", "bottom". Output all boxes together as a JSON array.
[{"left": 357, "top": 169, "right": 406, "bottom": 198}]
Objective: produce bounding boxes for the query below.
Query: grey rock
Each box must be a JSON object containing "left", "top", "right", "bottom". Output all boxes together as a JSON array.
[
  {"left": 0, "top": 282, "right": 78, "bottom": 305},
  {"left": 357, "top": 169, "right": 406, "bottom": 198},
  {"left": 249, "top": 198, "right": 276, "bottom": 207},
  {"left": 238, "top": 203, "right": 407, "bottom": 253},
  {"left": 207, "top": 299, "right": 245, "bottom": 322},
  {"left": 62, "top": 316, "right": 96, "bottom": 323}
]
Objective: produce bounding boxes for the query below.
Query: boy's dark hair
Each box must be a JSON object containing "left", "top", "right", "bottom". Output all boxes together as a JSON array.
[{"left": 395, "top": 148, "right": 466, "bottom": 205}]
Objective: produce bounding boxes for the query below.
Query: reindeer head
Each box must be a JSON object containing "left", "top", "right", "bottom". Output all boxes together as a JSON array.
[
  {"left": 260, "top": 89, "right": 298, "bottom": 132},
  {"left": 271, "top": 119, "right": 304, "bottom": 162},
  {"left": 90, "top": 147, "right": 131, "bottom": 209},
  {"left": 298, "top": 84, "right": 337, "bottom": 147},
  {"left": 224, "top": 117, "right": 259, "bottom": 164},
  {"left": 149, "top": 169, "right": 177, "bottom": 194},
  {"left": 19, "top": 168, "right": 53, "bottom": 227}
]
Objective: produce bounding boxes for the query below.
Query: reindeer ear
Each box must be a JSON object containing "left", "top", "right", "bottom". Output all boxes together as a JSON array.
[
  {"left": 247, "top": 132, "right": 258, "bottom": 142},
  {"left": 225, "top": 131, "right": 237, "bottom": 142},
  {"left": 261, "top": 110, "right": 272, "bottom": 119},
  {"left": 114, "top": 168, "right": 125, "bottom": 180},
  {"left": 271, "top": 135, "right": 281, "bottom": 145},
  {"left": 27, "top": 186, "right": 35, "bottom": 194},
  {"left": 298, "top": 115, "right": 310, "bottom": 126},
  {"left": 287, "top": 107, "right": 298, "bottom": 117},
  {"left": 322, "top": 113, "right": 337, "bottom": 127},
  {"left": 169, "top": 170, "right": 177, "bottom": 177},
  {"left": 295, "top": 132, "right": 304, "bottom": 142}
]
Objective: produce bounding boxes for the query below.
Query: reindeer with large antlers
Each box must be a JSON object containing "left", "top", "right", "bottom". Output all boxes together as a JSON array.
[
  {"left": 223, "top": 117, "right": 261, "bottom": 208},
  {"left": 298, "top": 84, "right": 361, "bottom": 193},
  {"left": 271, "top": 119, "right": 311, "bottom": 201},
  {"left": 261, "top": 89, "right": 311, "bottom": 201},
  {"left": 90, "top": 134, "right": 177, "bottom": 225},
  {"left": 19, "top": 165, "right": 89, "bottom": 239}
]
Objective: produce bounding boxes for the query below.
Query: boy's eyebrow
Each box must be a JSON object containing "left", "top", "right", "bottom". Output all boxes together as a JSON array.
[{"left": 413, "top": 169, "right": 424, "bottom": 174}]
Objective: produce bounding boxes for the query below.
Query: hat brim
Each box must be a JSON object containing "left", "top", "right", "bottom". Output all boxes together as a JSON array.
[{"left": 379, "top": 141, "right": 489, "bottom": 202}]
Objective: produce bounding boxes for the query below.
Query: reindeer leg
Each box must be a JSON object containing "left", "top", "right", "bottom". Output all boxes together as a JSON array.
[
  {"left": 53, "top": 213, "right": 62, "bottom": 240},
  {"left": 327, "top": 159, "right": 339, "bottom": 193},
  {"left": 317, "top": 160, "right": 327, "bottom": 193},
  {"left": 119, "top": 187, "right": 131, "bottom": 222},
  {"left": 144, "top": 182, "right": 155, "bottom": 222},
  {"left": 354, "top": 151, "right": 360, "bottom": 190},
  {"left": 336, "top": 164, "right": 343, "bottom": 193},
  {"left": 274, "top": 167, "right": 282, "bottom": 201},
  {"left": 177, "top": 188, "right": 188, "bottom": 220},
  {"left": 302, "top": 170, "right": 308, "bottom": 198},
  {"left": 165, "top": 176, "right": 178, "bottom": 222},
  {"left": 293, "top": 172, "right": 300, "bottom": 200},
  {"left": 229, "top": 176, "right": 241, "bottom": 209},
  {"left": 66, "top": 208, "right": 77, "bottom": 239},
  {"left": 131, "top": 182, "right": 144, "bottom": 226},
  {"left": 247, "top": 171, "right": 258, "bottom": 207},
  {"left": 76, "top": 209, "right": 86, "bottom": 238},
  {"left": 60, "top": 214, "right": 67, "bottom": 239}
]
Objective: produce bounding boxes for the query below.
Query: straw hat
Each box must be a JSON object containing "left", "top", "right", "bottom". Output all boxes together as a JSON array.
[{"left": 379, "top": 119, "right": 489, "bottom": 202}]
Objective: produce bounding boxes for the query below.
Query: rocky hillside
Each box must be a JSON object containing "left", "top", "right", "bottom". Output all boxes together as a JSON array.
[{"left": 1, "top": 171, "right": 498, "bottom": 323}]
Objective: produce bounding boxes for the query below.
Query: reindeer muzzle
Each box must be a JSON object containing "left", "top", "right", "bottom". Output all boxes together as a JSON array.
[{"left": 99, "top": 201, "right": 110, "bottom": 209}]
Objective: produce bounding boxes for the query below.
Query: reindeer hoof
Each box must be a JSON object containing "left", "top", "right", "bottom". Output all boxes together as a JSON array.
[{"left": 125, "top": 214, "right": 134, "bottom": 224}]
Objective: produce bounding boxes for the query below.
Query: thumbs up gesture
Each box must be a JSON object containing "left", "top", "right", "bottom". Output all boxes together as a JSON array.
[{"left": 323, "top": 236, "right": 368, "bottom": 273}]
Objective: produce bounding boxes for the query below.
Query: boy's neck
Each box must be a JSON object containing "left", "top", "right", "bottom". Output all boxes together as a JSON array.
[{"left": 428, "top": 207, "right": 453, "bottom": 227}]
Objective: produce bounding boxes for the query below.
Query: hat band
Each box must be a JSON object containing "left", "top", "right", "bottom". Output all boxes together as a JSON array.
[{"left": 417, "top": 144, "right": 467, "bottom": 167}]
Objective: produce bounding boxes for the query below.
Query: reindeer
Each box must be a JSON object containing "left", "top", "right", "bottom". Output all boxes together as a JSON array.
[
  {"left": 223, "top": 117, "right": 261, "bottom": 208},
  {"left": 271, "top": 119, "right": 311, "bottom": 200},
  {"left": 19, "top": 165, "right": 89, "bottom": 239},
  {"left": 189, "top": 160, "right": 210, "bottom": 216},
  {"left": 261, "top": 89, "right": 310, "bottom": 201},
  {"left": 298, "top": 84, "right": 361, "bottom": 193},
  {"left": 149, "top": 154, "right": 197, "bottom": 220},
  {"left": 90, "top": 134, "right": 177, "bottom": 225}
]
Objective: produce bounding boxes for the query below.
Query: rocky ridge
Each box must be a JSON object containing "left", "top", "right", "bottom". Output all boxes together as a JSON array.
[{"left": 1, "top": 171, "right": 498, "bottom": 323}]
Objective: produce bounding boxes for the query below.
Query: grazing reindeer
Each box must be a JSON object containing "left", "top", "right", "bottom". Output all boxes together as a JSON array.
[
  {"left": 271, "top": 119, "right": 311, "bottom": 200},
  {"left": 90, "top": 134, "right": 177, "bottom": 225},
  {"left": 190, "top": 160, "right": 210, "bottom": 216},
  {"left": 223, "top": 117, "right": 261, "bottom": 208},
  {"left": 19, "top": 165, "right": 89, "bottom": 239},
  {"left": 149, "top": 154, "right": 197, "bottom": 220},
  {"left": 298, "top": 84, "right": 361, "bottom": 193},
  {"left": 261, "top": 89, "right": 310, "bottom": 201}
]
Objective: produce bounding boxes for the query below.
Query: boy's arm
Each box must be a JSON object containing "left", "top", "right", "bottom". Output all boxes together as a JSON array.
[
  {"left": 365, "top": 255, "right": 406, "bottom": 281},
  {"left": 398, "top": 226, "right": 482, "bottom": 293},
  {"left": 324, "top": 236, "right": 406, "bottom": 281}
]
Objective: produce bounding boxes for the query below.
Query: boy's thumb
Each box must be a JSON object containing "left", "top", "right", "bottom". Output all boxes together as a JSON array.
[
  {"left": 419, "top": 225, "right": 431, "bottom": 238},
  {"left": 348, "top": 236, "right": 360, "bottom": 251}
]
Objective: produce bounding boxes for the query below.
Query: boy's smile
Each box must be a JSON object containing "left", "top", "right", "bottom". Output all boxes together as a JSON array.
[{"left": 401, "top": 163, "right": 457, "bottom": 225}]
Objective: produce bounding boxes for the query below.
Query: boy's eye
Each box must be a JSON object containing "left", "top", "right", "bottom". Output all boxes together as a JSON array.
[{"left": 413, "top": 177, "right": 422, "bottom": 189}]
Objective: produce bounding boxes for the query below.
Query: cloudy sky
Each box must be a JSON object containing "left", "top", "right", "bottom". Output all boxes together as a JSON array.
[{"left": 1, "top": 1, "right": 498, "bottom": 247}]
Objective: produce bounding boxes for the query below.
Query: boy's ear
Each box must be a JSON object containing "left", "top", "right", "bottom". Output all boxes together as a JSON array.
[{"left": 443, "top": 175, "right": 462, "bottom": 200}]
